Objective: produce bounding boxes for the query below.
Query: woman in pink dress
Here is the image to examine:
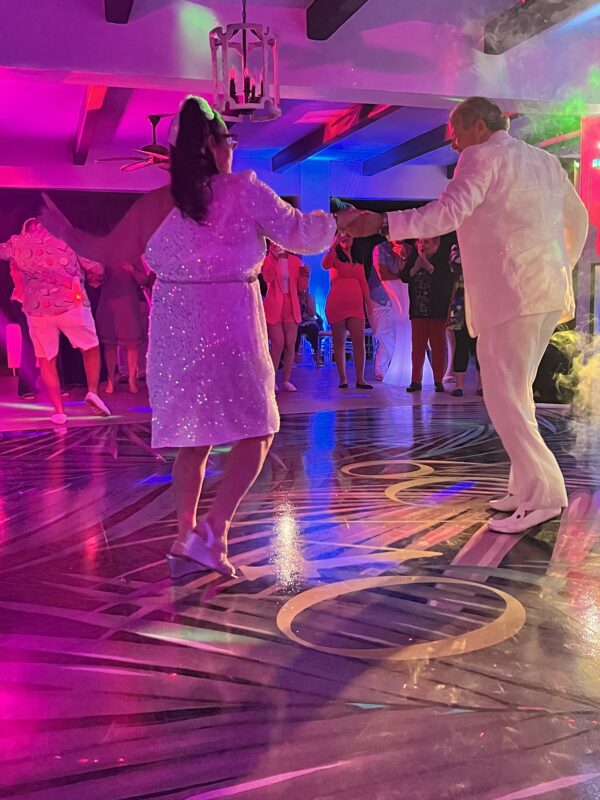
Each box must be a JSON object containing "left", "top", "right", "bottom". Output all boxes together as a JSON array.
[
  {"left": 323, "top": 232, "right": 372, "bottom": 389},
  {"left": 42, "top": 96, "right": 355, "bottom": 579},
  {"left": 261, "top": 243, "right": 310, "bottom": 392}
]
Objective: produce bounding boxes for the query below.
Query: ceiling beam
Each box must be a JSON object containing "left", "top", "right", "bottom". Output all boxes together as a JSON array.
[
  {"left": 73, "top": 85, "right": 110, "bottom": 166},
  {"left": 104, "top": 0, "right": 135, "bottom": 24},
  {"left": 484, "top": 0, "right": 599, "bottom": 55},
  {"left": 273, "top": 104, "right": 397, "bottom": 172},
  {"left": 362, "top": 123, "right": 450, "bottom": 176},
  {"left": 307, "top": 0, "right": 369, "bottom": 40}
]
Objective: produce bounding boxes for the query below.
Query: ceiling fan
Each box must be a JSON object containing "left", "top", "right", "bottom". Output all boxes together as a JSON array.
[{"left": 96, "top": 113, "right": 173, "bottom": 171}]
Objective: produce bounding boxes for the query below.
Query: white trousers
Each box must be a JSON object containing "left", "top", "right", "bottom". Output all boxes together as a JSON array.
[
  {"left": 369, "top": 303, "right": 396, "bottom": 379},
  {"left": 477, "top": 311, "right": 567, "bottom": 509}
]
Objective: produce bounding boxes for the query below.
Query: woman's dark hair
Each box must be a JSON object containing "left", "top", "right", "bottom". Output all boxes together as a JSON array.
[
  {"left": 170, "top": 98, "right": 224, "bottom": 222},
  {"left": 335, "top": 243, "right": 351, "bottom": 263}
]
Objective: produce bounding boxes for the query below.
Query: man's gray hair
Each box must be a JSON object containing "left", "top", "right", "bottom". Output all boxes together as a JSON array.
[{"left": 452, "top": 97, "right": 510, "bottom": 132}]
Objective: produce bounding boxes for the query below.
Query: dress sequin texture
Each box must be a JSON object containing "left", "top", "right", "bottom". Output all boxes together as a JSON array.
[{"left": 144, "top": 170, "right": 336, "bottom": 449}]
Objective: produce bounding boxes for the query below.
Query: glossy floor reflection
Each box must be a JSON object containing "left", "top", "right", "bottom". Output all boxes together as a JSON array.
[{"left": 1, "top": 404, "right": 599, "bottom": 800}]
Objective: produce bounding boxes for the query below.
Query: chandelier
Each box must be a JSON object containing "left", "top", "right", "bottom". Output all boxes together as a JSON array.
[{"left": 209, "top": 0, "right": 281, "bottom": 123}]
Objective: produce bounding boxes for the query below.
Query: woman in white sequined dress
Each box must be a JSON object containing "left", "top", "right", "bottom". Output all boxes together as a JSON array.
[{"left": 42, "top": 96, "right": 352, "bottom": 579}]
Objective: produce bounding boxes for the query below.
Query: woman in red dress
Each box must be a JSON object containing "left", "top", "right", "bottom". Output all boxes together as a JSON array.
[{"left": 323, "top": 233, "right": 372, "bottom": 389}]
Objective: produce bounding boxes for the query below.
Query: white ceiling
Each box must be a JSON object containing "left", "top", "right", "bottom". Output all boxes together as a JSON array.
[{"left": 0, "top": 0, "right": 594, "bottom": 190}]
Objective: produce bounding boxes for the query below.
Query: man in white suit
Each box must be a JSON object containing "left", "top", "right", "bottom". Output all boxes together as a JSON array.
[{"left": 347, "top": 97, "right": 588, "bottom": 534}]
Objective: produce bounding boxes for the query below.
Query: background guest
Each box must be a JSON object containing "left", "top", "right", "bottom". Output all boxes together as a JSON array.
[
  {"left": 447, "top": 244, "right": 482, "bottom": 397},
  {"left": 8, "top": 259, "right": 38, "bottom": 399},
  {"left": 323, "top": 232, "right": 372, "bottom": 389},
  {"left": 373, "top": 239, "right": 413, "bottom": 387},
  {"left": 401, "top": 236, "right": 453, "bottom": 393},
  {"left": 0, "top": 217, "right": 110, "bottom": 424},
  {"left": 116, "top": 267, "right": 155, "bottom": 384},
  {"left": 370, "top": 239, "right": 408, "bottom": 380},
  {"left": 262, "top": 243, "right": 310, "bottom": 392},
  {"left": 295, "top": 287, "right": 324, "bottom": 367},
  {"left": 96, "top": 260, "right": 152, "bottom": 394}
]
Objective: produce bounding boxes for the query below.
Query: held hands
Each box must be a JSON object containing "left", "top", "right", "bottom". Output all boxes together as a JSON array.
[
  {"left": 299, "top": 265, "right": 310, "bottom": 277},
  {"left": 334, "top": 207, "right": 383, "bottom": 238},
  {"left": 345, "top": 210, "right": 384, "bottom": 239}
]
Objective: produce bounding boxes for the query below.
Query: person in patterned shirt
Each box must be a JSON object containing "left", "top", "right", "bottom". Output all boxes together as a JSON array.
[{"left": 0, "top": 217, "right": 110, "bottom": 424}]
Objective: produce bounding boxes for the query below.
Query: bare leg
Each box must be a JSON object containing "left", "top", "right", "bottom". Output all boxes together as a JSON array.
[
  {"left": 331, "top": 320, "right": 348, "bottom": 384},
  {"left": 347, "top": 317, "right": 366, "bottom": 384},
  {"left": 103, "top": 344, "right": 117, "bottom": 392},
  {"left": 268, "top": 322, "right": 284, "bottom": 382},
  {"left": 205, "top": 433, "right": 274, "bottom": 542},
  {"left": 282, "top": 322, "right": 299, "bottom": 383},
  {"left": 126, "top": 345, "right": 139, "bottom": 393},
  {"left": 172, "top": 445, "right": 212, "bottom": 541},
  {"left": 82, "top": 346, "right": 101, "bottom": 394},
  {"left": 38, "top": 357, "right": 64, "bottom": 415}
]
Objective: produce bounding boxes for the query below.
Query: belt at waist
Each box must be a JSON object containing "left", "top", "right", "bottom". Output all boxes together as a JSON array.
[{"left": 158, "top": 275, "right": 258, "bottom": 285}]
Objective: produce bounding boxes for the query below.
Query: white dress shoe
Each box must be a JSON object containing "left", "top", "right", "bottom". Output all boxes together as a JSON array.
[
  {"left": 488, "top": 494, "right": 519, "bottom": 513},
  {"left": 85, "top": 391, "right": 111, "bottom": 417},
  {"left": 51, "top": 413, "right": 67, "bottom": 425},
  {"left": 488, "top": 505, "right": 562, "bottom": 534},
  {"left": 282, "top": 381, "right": 298, "bottom": 392}
]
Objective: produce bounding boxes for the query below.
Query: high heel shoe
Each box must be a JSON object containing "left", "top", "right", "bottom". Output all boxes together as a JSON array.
[{"left": 166, "top": 519, "right": 237, "bottom": 579}]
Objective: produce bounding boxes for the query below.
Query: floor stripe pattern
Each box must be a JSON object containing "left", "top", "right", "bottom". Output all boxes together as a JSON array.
[{"left": 0, "top": 405, "right": 599, "bottom": 799}]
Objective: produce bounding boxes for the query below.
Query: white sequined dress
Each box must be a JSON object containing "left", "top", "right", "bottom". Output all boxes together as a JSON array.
[{"left": 144, "top": 170, "right": 335, "bottom": 449}]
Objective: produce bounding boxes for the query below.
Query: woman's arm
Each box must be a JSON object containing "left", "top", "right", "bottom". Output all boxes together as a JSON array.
[
  {"left": 260, "top": 253, "right": 276, "bottom": 284},
  {"left": 246, "top": 172, "right": 336, "bottom": 255},
  {"left": 41, "top": 187, "right": 173, "bottom": 265},
  {"left": 322, "top": 246, "right": 338, "bottom": 271}
]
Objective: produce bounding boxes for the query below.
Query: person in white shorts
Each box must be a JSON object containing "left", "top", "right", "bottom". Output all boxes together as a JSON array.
[{"left": 0, "top": 217, "right": 111, "bottom": 424}]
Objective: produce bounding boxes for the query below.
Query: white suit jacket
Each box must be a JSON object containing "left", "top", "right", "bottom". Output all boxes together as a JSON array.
[{"left": 388, "top": 130, "right": 589, "bottom": 336}]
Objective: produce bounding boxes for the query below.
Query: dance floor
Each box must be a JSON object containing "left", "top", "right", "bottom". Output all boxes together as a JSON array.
[{"left": 1, "top": 399, "right": 599, "bottom": 799}]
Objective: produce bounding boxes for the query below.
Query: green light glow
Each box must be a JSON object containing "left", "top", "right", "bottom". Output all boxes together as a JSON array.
[{"left": 177, "top": 2, "right": 218, "bottom": 76}]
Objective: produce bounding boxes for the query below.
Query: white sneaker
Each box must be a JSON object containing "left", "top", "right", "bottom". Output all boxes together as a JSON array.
[
  {"left": 282, "top": 381, "right": 298, "bottom": 392},
  {"left": 488, "top": 494, "right": 519, "bottom": 513},
  {"left": 51, "top": 413, "right": 67, "bottom": 425},
  {"left": 488, "top": 505, "right": 562, "bottom": 534},
  {"left": 85, "top": 391, "right": 111, "bottom": 417}
]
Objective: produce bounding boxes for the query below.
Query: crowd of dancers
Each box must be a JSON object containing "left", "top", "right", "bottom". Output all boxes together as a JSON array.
[{"left": 1, "top": 93, "right": 589, "bottom": 577}]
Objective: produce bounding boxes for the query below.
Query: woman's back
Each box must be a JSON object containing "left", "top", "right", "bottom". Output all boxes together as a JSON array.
[{"left": 145, "top": 172, "right": 266, "bottom": 284}]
